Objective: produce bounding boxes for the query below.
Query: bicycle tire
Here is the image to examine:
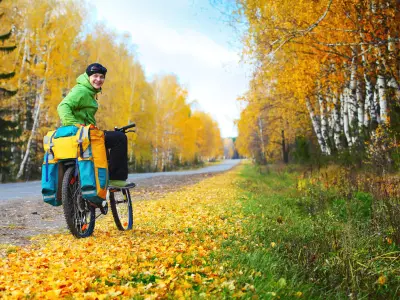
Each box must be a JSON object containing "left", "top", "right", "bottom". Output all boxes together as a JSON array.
[
  {"left": 62, "top": 166, "right": 95, "bottom": 238},
  {"left": 109, "top": 189, "right": 133, "bottom": 231}
]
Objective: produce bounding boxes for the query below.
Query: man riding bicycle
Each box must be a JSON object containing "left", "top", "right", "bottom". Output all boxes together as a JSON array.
[{"left": 57, "top": 63, "right": 134, "bottom": 188}]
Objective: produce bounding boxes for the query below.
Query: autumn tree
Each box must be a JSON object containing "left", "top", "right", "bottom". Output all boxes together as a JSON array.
[
  {"left": 230, "top": 0, "right": 399, "bottom": 165},
  {"left": 0, "top": 0, "right": 19, "bottom": 182},
  {"left": 0, "top": 0, "right": 225, "bottom": 180}
]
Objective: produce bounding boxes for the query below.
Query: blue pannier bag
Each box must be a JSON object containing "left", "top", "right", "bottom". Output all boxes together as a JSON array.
[
  {"left": 41, "top": 152, "right": 61, "bottom": 206},
  {"left": 54, "top": 125, "right": 79, "bottom": 139},
  {"left": 41, "top": 125, "right": 79, "bottom": 206}
]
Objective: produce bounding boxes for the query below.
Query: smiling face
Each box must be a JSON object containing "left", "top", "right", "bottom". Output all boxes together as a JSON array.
[{"left": 89, "top": 73, "right": 105, "bottom": 89}]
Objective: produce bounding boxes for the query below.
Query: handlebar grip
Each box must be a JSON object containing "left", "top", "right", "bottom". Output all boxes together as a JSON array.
[{"left": 115, "top": 123, "right": 136, "bottom": 132}]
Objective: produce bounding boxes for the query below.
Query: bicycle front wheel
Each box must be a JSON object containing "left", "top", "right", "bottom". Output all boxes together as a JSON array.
[
  {"left": 109, "top": 189, "right": 133, "bottom": 231},
  {"left": 62, "top": 167, "right": 95, "bottom": 238}
]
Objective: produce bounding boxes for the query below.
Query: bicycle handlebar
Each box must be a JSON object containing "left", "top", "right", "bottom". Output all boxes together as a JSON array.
[{"left": 114, "top": 123, "right": 136, "bottom": 133}]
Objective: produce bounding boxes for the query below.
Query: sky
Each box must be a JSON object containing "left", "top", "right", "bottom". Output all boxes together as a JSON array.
[{"left": 92, "top": 0, "right": 249, "bottom": 138}]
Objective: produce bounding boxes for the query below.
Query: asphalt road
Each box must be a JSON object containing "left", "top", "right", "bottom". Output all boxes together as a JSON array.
[{"left": 0, "top": 159, "right": 241, "bottom": 201}]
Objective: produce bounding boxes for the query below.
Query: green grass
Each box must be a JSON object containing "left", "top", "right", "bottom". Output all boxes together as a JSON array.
[{"left": 218, "top": 164, "right": 400, "bottom": 299}]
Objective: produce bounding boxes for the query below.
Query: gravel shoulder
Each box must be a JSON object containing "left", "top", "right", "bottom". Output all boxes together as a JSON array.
[{"left": 0, "top": 172, "right": 218, "bottom": 248}]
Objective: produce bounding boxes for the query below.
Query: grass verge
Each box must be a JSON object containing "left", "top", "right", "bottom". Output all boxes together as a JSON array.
[{"left": 219, "top": 164, "right": 400, "bottom": 299}]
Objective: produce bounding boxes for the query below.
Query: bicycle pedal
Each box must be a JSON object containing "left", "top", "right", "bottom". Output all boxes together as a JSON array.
[{"left": 125, "top": 182, "right": 136, "bottom": 189}]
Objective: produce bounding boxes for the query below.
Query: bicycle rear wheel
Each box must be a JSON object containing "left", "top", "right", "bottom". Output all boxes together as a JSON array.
[
  {"left": 62, "top": 166, "right": 95, "bottom": 238},
  {"left": 109, "top": 188, "right": 133, "bottom": 231}
]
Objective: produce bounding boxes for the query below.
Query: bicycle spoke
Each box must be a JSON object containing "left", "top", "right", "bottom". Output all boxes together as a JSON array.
[{"left": 110, "top": 189, "right": 133, "bottom": 230}]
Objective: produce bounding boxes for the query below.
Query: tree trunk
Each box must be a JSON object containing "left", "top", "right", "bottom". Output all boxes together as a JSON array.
[
  {"left": 342, "top": 92, "right": 353, "bottom": 148},
  {"left": 364, "top": 72, "right": 374, "bottom": 127},
  {"left": 17, "top": 45, "right": 51, "bottom": 178},
  {"left": 377, "top": 70, "right": 387, "bottom": 124},
  {"left": 332, "top": 92, "right": 342, "bottom": 150},
  {"left": 348, "top": 54, "right": 358, "bottom": 143},
  {"left": 356, "top": 79, "right": 364, "bottom": 130},
  {"left": 306, "top": 97, "right": 329, "bottom": 154},
  {"left": 318, "top": 92, "right": 331, "bottom": 154},
  {"left": 281, "top": 129, "right": 289, "bottom": 163},
  {"left": 257, "top": 116, "right": 266, "bottom": 163},
  {"left": 373, "top": 82, "right": 380, "bottom": 124}
]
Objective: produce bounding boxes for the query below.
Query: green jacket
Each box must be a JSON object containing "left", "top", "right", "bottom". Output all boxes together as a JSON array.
[{"left": 57, "top": 73, "right": 101, "bottom": 126}]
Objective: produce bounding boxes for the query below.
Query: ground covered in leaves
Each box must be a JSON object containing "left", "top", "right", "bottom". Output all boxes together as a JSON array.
[
  {"left": 0, "top": 173, "right": 218, "bottom": 247},
  {"left": 0, "top": 169, "right": 245, "bottom": 299}
]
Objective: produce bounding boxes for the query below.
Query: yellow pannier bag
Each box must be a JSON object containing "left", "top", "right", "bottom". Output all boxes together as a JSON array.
[
  {"left": 41, "top": 125, "right": 91, "bottom": 206},
  {"left": 43, "top": 125, "right": 91, "bottom": 160},
  {"left": 90, "top": 129, "right": 109, "bottom": 200},
  {"left": 78, "top": 128, "right": 109, "bottom": 204}
]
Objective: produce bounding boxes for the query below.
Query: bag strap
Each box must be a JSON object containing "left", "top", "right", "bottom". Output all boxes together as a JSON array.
[
  {"left": 77, "top": 125, "right": 91, "bottom": 158},
  {"left": 48, "top": 131, "right": 57, "bottom": 157},
  {"left": 77, "top": 126, "right": 85, "bottom": 158},
  {"left": 45, "top": 131, "right": 57, "bottom": 182},
  {"left": 45, "top": 152, "right": 49, "bottom": 182}
]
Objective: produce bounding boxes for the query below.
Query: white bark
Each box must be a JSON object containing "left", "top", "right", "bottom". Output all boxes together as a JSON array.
[
  {"left": 306, "top": 97, "right": 329, "bottom": 154},
  {"left": 363, "top": 72, "right": 374, "bottom": 127},
  {"left": 377, "top": 72, "right": 387, "bottom": 124},
  {"left": 342, "top": 92, "right": 353, "bottom": 148},
  {"left": 387, "top": 77, "right": 399, "bottom": 89},
  {"left": 348, "top": 56, "right": 358, "bottom": 138},
  {"left": 356, "top": 80, "right": 364, "bottom": 129},
  {"left": 17, "top": 45, "right": 51, "bottom": 178},
  {"left": 17, "top": 29, "right": 29, "bottom": 90},
  {"left": 332, "top": 93, "right": 342, "bottom": 150},
  {"left": 318, "top": 92, "right": 331, "bottom": 155},
  {"left": 360, "top": 41, "right": 373, "bottom": 128},
  {"left": 326, "top": 94, "right": 334, "bottom": 140},
  {"left": 128, "top": 69, "right": 137, "bottom": 163},
  {"left": 373, "top": 82, "right": 380, "bottom": 124}
]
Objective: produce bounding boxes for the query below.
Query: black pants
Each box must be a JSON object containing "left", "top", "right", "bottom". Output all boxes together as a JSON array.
[{"left": 104, "top": 131, "right": 128, "bottom": 180}]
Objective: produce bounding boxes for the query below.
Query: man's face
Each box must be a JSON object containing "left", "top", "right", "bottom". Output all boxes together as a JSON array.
[{"left": 89, "top": 73, "right": 105, "bottom": 89}]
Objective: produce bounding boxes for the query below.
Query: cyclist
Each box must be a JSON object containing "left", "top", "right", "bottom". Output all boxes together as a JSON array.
[{"left": 57, "top": 63, "right": 134, "bottom": 188}]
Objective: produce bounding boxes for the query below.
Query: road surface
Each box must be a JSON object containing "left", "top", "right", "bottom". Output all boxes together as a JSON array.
[{"left": 0, "top": 159, "right": 241, "bottom": 201}]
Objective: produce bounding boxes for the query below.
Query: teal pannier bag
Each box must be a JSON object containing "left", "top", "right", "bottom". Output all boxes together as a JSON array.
[
  {"left": 41, "top": 125, "right": 80, "bottom": 206},
  {"left": 41, "top": 152, "right": 61, "bottom": 206}
]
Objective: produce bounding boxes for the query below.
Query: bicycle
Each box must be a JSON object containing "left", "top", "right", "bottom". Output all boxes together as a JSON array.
[{"left": 61, "top": 123, "right": 136, "bottom": 238}]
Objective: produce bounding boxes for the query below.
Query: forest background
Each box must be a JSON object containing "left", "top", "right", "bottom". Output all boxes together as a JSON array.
[
  {"left": 229, "top": 0, "right": 400, "bottom": 171},
  {"left": 1, "top": 0, "right": 400, "bottom": 181},
  {"left": 0, "top": 0, "right": 241, "bottom": 183}
]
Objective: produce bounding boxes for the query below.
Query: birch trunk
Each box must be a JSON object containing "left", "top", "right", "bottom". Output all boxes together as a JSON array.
[
  {"left": 326, "top": 94, "right": 334, "bottom": 141},
  {"left": 318, "top": 92, "right": 331, "bottom": 155},
  {"left": 387, "top": 77, "right": 400, "bottom": 101},
  {"left": 342, "top": 92, "right": 353, "bottom": 148},
  {"left": 332, "top": 92, "right": 342, "bottom": 150},
  {"left": 373, "top": 83, "right": 380, "bottom": 124},
  {"left": 348, "top": 55, "right": 358, "bottom": 143},
  {"left": 17, "top": 45, "right": 51, "bottom": 178},
  {"left": 360, "top": 42, "right": 374, "bottom": 128},
  {"left": 376, "top": 45, "right": 400, "bottom": 102},
  {"left": 153, "top": 84, "right": 160, "bottom": 170},
  {"left": 128, "top": 69, "right": 137, "bottom": 163},
  {"left": 356, "top": 79, "right": 364, "bottom": 129},
  {"left": 306, "top": 97, "right": 329, "bottom": 154},
  {"left": 377, "top": 70, "right": 387, "bottom": 124},
  {"left": 257, "top": 116, "right": 266, "bottom": 162},
  {"left": 364, "top": 72, "right": 374, "bottom": 127},
  {"left": 17, "top": 29, "right": 29, "bottom": 90}
]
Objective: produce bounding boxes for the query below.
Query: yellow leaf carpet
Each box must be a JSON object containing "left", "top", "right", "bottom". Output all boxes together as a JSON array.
[{"left": 0, "top": 169, "right": 243, "bottom": 299}]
